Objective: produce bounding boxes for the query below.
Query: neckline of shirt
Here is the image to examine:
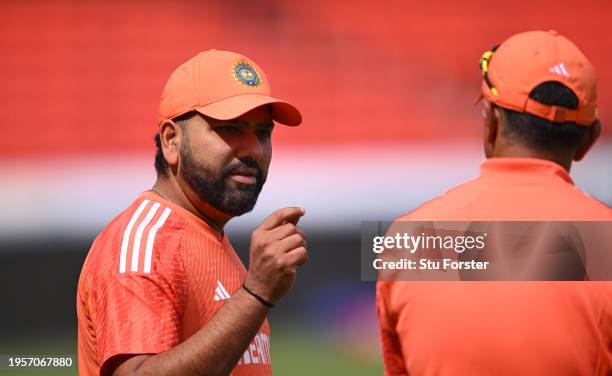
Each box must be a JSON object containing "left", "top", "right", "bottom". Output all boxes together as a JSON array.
[{"left": 479, "top": 157, "right": 573, "bottom": 185}]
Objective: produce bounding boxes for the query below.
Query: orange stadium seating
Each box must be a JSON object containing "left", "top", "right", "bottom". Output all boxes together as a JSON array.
[{"left": 0, "top": 0, "right": 610, "bottom": 157}]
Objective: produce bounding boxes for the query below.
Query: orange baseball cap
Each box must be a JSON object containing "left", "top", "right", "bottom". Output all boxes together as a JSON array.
[
  {"left": 479, "top": 30, "right": 597, "bottom": 126},
  {"left": 159, "top": 49, "right": 302, "bottom": 126}
]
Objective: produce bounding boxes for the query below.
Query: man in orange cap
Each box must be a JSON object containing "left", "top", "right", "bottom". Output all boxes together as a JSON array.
[
  {"left": 377, "top": 31, "right": 611, "bottom": 375},
  {"left": 77, "top": 50, "right": 307, "bottom": 375}
]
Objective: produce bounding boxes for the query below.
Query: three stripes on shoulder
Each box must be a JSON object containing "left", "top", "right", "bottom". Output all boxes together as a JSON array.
[{"left": 119, "top": 199, "right": 172, "bottom": 274}]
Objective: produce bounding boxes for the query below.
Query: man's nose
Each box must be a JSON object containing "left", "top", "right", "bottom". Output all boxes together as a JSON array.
[{"left": 235, "top": 129, "right": 266, "bottom": 160}]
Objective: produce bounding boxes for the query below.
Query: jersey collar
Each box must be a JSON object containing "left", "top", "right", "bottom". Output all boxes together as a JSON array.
[{"left": 480, "top": 157, "right": 573, "bottom": 185}]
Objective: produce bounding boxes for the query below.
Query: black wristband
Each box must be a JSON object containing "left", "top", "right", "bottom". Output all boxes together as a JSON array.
[{"left": 242, "top": 284, "right": 275, "bottom": 308}]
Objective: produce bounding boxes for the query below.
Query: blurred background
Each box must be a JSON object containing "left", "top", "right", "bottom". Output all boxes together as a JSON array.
[{"left": 1, "top": 0, "right": 611, "bottom": 374}]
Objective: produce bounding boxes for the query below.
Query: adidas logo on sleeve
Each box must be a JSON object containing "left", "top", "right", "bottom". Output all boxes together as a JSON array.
[{"left": 214, "top": 280, "right": 232, "bottom": 301}]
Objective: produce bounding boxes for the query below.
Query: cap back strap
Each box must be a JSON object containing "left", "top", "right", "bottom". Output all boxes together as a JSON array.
[{"left": 524, "top": 98, "right": 596, "bottom": 126}]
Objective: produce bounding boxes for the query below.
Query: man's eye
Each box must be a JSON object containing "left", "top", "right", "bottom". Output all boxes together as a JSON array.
[
  {"left": 257, "top": 129, "right": 273, "bottom": 138},
  {"left": 217, "top": 125, "right": 240, "bottom": 134}
]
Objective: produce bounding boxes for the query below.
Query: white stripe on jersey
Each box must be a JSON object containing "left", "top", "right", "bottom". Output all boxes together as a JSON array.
[
  {"left": 214, "top": 286, "right": 224, "bottom": 301},
  {"left": 130, "top": 202, "right": 161, "bottom": 272},
  {"left": 217, "top": 280, "right": 231, "bottom": 299},
  {"left": 119, "top": 200, "right": 150, "bottom": 273},
  {"left": 143, "top": 207, "right": 171, "bottom": 273},
  {"left": 214, "top": 280, "right": 232, "bottom": 301}
]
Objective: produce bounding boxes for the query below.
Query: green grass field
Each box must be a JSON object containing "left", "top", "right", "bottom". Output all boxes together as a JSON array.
[{"left": 0, "top": 330, "right": 382, "bottom": 375}]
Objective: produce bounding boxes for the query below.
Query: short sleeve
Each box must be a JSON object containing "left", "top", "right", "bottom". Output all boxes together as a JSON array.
[
  {"left": 376, "top": 281, "right": 409, "bottom": 376},
  {"left": 94, "top": 272, "right": 183, "bottom": 371},
  {"left": 88, "top": 203, "right": 187, "bottom": 374}
]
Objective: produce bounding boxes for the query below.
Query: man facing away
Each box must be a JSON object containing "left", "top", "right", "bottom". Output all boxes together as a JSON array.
[
  {"left": 77, "top": 50, "right": 308, "bottom": 376},
  {"left": 377, "top": 31, "right": 612, "bottom": 375}
]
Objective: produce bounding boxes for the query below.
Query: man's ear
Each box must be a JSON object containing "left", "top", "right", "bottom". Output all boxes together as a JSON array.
[
  {"left": 483, "top": 101, "right": 499, "bottom": 158},
  {"left": 159, "top": 119, "right": 183, "bottom": 170},
  {"left": 574, "top": 119, "right": 601, "bottom": 162}
]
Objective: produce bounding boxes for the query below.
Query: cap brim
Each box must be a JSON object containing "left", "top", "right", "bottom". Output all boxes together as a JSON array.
[{"left": 194, "top": 93, "right": 302, "bottom": 126}]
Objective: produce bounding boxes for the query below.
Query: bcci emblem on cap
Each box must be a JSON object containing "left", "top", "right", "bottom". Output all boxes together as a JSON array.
[{"left": 232, "top": 61, "right": 261, "bottom": 87}]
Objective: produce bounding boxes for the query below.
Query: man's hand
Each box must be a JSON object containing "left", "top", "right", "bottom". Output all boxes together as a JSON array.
[{"left": 245, "top": 207, "right": 308, "bottom": 304}]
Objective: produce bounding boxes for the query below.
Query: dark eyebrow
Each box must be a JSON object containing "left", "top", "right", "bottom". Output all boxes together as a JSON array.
[
  {"left": 212, "top": 119, "right": 274, "bottom": 129},
  {"left": 211, "top": 119, "right": 245, "bottom": 127}
]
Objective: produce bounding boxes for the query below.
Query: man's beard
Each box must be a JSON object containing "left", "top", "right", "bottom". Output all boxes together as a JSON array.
[{"left": 180, "top": 137, "right": 266, "bottom": 216}]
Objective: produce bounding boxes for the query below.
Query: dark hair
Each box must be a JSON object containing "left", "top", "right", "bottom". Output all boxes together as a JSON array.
[
  {"left": 497, "top": 81, "right": 589, "bottom": 153},
  {"left": 154, "top": 112, "right": 196, "bottom": 178}
]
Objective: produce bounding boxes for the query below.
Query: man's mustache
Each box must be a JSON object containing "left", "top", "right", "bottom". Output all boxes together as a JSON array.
[{"left": 223, "top": 159, "right": 264, "bottom": 182}]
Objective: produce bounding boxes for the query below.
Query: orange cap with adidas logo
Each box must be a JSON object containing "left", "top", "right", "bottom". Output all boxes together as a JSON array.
[{"left": 479, "top": 30, "right": 597, "bottom": 126}]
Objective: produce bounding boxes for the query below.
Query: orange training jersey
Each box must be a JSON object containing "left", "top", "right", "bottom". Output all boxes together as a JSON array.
[
  {"left": 77, "top": 190, "right": 271, "bottom": 376},
  {"left": 377, "top": 158, "right": 612, "bottom": 376}
]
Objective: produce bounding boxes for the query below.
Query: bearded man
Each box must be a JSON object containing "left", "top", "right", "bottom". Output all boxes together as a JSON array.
[{"left": 77, "top": 50, "right": 307, "bottom": 376}]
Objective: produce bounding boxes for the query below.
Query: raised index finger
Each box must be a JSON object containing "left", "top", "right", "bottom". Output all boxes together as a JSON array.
[{"left": 259, "top": 207, "right": 305, "bottom": 230}]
